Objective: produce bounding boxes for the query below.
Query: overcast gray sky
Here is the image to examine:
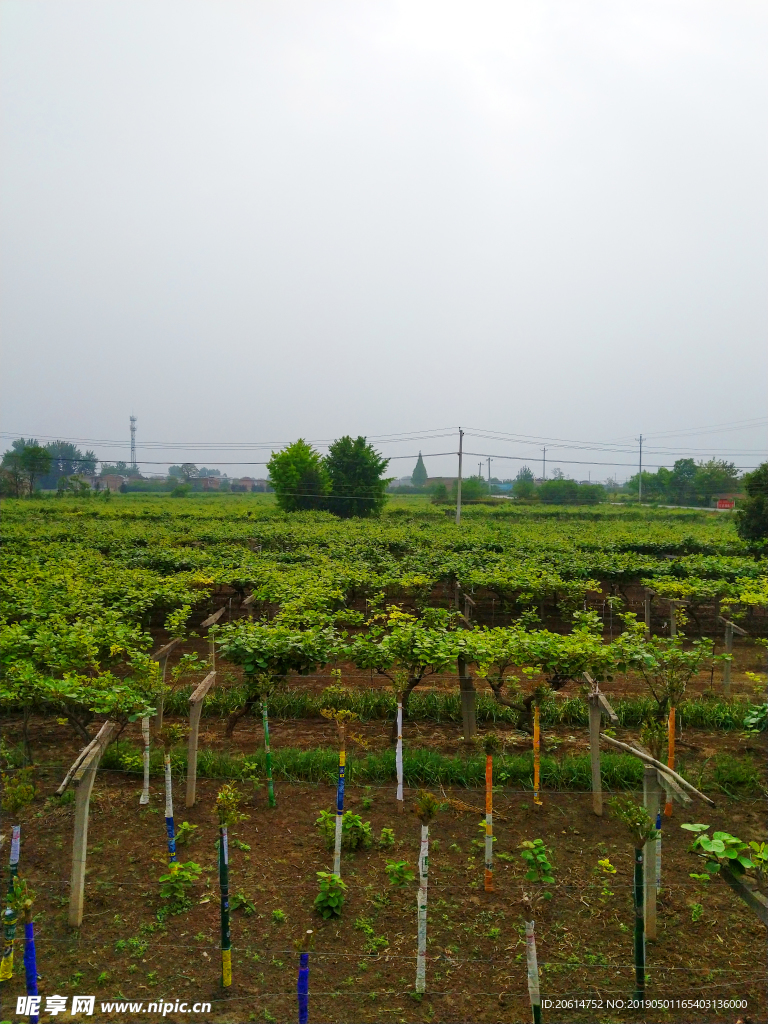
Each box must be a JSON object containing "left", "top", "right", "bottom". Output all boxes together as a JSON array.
[{"left": 2, "top": 0, "right": 766, "bottom": 480}]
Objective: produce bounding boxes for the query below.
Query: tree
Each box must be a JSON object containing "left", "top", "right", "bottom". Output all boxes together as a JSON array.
[
  {"left": 1, "top": 440, "right": 34, "bottom": 497},
  {"left": 411, "top": 452, "right": 428, "bottom": 489},
  {"left": 20, "top": 446, "right": 52, "bottom": 493},
  {"left": 694, "top": 459, "right": 740, "bottom": 506},
  {"left": 325, "top": 436, "right": 390, "bottom": 517},
  {"left": 100, "top": 460, "right": 141, "bottom": 479},
  {"left": 180, "top": 464, "right": 199, "bottom": 482},
  {"left": 452, "top": 475, "right": 487, "bottom": 501},
  {"left": 43, "top": 441, "right": 97, "bottom": 486},
  {"left": 268, "top": 440, "right": 330, "bottom": 512},
  {"left": 512, "top": 466, "right": 535, "bottom": 499},
  {"left": 538, "top": 478, "right": 578, "bottom": 504},
  {"left": 669, "top": 459, "right": 697, "bottom": 505},
  {"left": 736, "top": 463, "right": 768, "bottom": 544}
]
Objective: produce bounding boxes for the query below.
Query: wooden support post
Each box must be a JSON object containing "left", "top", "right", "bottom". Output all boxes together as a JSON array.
[
  {"left": 152, "top": 639, "right": 181, "bottom": 733},
  {"left": 588, "top": 696, "right": 602, "bottom": 816},
  {"left": 720, "top": 866, "right": 768, "bottom": 925},
  {"left": 584, "top": 673, "right": 617, "bottom": 817},
  {"left": 66, "top": 722, "right": 117, "bottom": 928},
  {"left": 643, "top": 589, "right": 652, "bottom": 638},
  {"left": 643, "top": 767, "right": 661, "bottom": 941},
  {"left": 723, "top": 621, "right": 733, "bottom": 694},
  {"left": 599, "top": 732, "right": 716, "bottom": 806},
  {"left": 201, "top": 607, "right": 225, "bottom": 672},
  {"left": 718, "top": 616, "right": 746, "bottom": 696},
  {"left": 458, "top": 657, "right": 477, "bottom": 740},
  {"left": 185, "top": 671, "right": 216, "bottom": 808},
  {"left": 669, "top": 603, "right": 676, "bottom": 638}
]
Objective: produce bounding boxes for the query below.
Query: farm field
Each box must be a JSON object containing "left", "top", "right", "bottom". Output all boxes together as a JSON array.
[{"left": 1, "top": 494, "right": 766, "bottom": 1024}]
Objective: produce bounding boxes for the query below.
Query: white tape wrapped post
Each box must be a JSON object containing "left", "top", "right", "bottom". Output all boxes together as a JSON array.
[
  {"left": 415, "top": 824, "right": 429, "bottom": 993},
  {"left": 526, "top": 920, "right": 542, "bottom": 1024}
]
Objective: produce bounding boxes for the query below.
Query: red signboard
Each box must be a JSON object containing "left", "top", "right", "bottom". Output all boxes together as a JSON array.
[{"left": 716, "top": 499, "right": 735, "bottom": 509}]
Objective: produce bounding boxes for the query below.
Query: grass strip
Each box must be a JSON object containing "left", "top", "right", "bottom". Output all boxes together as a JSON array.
[
  {"left": 100, "top": 744, "right": 764, "bottom": 794},
  {"left": 162, "top": 685, "right": 762, "bottom": 731}
]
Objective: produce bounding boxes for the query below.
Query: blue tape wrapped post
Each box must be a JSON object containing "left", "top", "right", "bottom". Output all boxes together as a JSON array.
[
  {"left": 297, "top": 951, "right": 309, "bottom": 1024},
  {"left": 24, "top": 918, "right": 39, "bottom": 1024},
  {"left": 164, "top": 754, "right": 177, "bottom": 865}
]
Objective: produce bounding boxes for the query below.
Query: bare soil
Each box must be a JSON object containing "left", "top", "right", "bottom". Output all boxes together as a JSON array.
[{"left": 2, "top": 764, "right": 765, "bottom": 1023}]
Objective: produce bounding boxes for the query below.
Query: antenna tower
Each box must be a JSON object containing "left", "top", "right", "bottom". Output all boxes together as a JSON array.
[{"left": 130, "top": 416, "right": 137, "bottom": 471}]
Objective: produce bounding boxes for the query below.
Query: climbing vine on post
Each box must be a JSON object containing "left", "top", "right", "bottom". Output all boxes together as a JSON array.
[
  {"left": 159, "top": 724, "right": 186, "bottom": 870},
  {"left": 320, "top": 707, "right": 360, "bottom": 877}
]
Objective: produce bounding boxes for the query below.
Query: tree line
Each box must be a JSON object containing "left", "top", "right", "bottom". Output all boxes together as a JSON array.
[
  {"left": 623, "top": 458, "right": 741, "bottom": 507},
  {"left": 0, "top": 439, "right": 97, "bottom": 496}
]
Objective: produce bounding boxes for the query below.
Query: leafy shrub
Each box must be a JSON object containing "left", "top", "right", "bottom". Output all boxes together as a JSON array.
[
  {"left": 378, "top": 827, "right": 395, "bottom": 849},
  {"left": 519, "top": 839, "right": 556, "bottom": 885},
  {"left": 385, "top": 861, "right": 415, "bottom": 888},
  {"left": 681, "top": 824, "right": 753, "bottom": 876},
  {"left": 157, "top": 862, "right": 202, "bottom": 917},
  {"left": 1, "top": 768, "right": 36, "bottom": 815},
  {"left": 174, "top": 821, "right": 199, "bottom": 847},
  {"left": 314, "top": 872, "right": 347, "bottom": 919},
  {"left": 230, "top": 892, "right": 256, "bottom": 916},
  {"left": 315, "top": 810, "right": 373, "bottom": 851}
]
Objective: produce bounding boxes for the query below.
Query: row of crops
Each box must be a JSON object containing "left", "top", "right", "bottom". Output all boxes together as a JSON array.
[
  {"left": 1, "top": 495, "right": 766, "bottom": 1022},
  {"left": 1, "top": 495, "right": 765, "bottom": 744}
]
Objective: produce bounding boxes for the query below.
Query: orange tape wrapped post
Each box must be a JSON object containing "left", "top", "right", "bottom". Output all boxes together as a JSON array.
[
  {"left": 533, "top": 706, "right": 543, "bottom": 807},
  {"left": 664, "top": 707, "right": 675, "bottom": 817}
]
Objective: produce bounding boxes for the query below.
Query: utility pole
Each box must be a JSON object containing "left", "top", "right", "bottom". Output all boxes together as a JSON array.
[
  {"left": 487, "top": 456, "right": 492, "bottom": 492},
  {"left": 638, "top": 434, "right": 643, "bottom": 503},
  {"left": 455, "top": 429, "right": 464, "bottom": 524},
  {"left": 542, "top": 447, "right": 546, "bottom": 481},
  {"left": 130, "top": 415, "right": 137, "bottom": 471}
]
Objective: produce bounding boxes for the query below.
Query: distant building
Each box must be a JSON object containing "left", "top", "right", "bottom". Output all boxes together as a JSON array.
[
  {"left": 101, "top": 474, "right": 126, "bottom": 492},
  {"left": 426, "top": 477, "right": 457, "bottom": 488},
  {"left": 199, "top": 476, "right": 221, "bottom": 491},
  {"left": 711, "top": 493, "right": 739, "bottom": 509}
]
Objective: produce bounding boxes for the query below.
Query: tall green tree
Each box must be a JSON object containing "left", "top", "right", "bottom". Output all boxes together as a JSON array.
[
  {"left": 694, "top": 459, "right": 739, "bottom": 505},
  {"left": 452, "top": 475, "right": 487, "bottom": 501},
  {"left": 268, "top": 440, "right": 330, "bottom": 512},
  {"left": 668, "top": 459, "right": 697, "bottom": 505},
  {"left": 20, "top": 446, "right": 52, "bottom": 493},
  {"left": 512, "top": 466, "right": 535, "bottom": 499},
  {"left": 325, "top": 436, "right": 390, "bottom": 518},
  {"left": 411, "top": 452, "right": 428, "bottom": 489},
  {"left": 43, "top": 441, "right": 97, "bottom": 486},
  {"left": 736, "top": 463, "right": 768, "bottom": 544},
  {"left": 0, "top": 439, "right": 36, "bottom": 496}
]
